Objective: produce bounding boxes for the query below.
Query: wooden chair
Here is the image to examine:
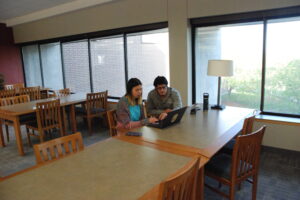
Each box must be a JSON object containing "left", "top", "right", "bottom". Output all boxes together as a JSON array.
[
  {"left": 50, "top": 88, "right": 71, "bottom": 97},
  {"left": 0, "top": 89, "right": 16, "bottom": 98},
  {"left": 33, "top": 132, "right": 84, "bottom": 164},
  {"left": 220, "top": 114, "right": 257, "bottom": 155},
  {"left": 205, "top": 126, "right": 266, "bottom": 200},
  {"left": 107, "top": 109, "right": 118, "bottom": 137},
  {"left": 76, "top": 91, "right": 108, "bottom": 134},
  {"left": 158, "top": 156, "right": 200, "bottom": 200},
  {"left": 20, "top": 87, "right": 41, "bottom": 101},
  {"left": 26, "top": 99, "right": 64, "bottom": 146},
  {"left": 57, "top": 88, "right": 71, "bottom": 97},
  {"left": 4, "top": 83, "right": 24, "bottom": 90},
  {"left": 0, "top": 95, "right": 32, "bottom": 142}
]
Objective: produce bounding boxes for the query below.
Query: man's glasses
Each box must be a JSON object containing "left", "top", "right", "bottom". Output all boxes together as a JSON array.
[{"left": 156, "top": 86, "right": 167, "bottom": 90}]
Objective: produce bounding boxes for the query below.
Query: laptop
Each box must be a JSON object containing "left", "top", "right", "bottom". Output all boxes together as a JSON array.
[{"left": 148, "top": 106, "right": 187, "bottom": 129}]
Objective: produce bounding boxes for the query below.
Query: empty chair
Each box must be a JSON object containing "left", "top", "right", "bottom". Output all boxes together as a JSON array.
[
  {"left": 4, "top": 83, "right": 24, "bottom": 90},
  {"left": 107, "top": 109, "right": 118, "bottom": 137},
  {"left": 205, "top": 126, "right": 266, "bottom": 200},
  {"left": 220, "top": 114, "right": 257, "bottom": 155},
  {"left": 76, "top": 91, "right": 108, "bottom": 134},
  {"left": 0, "top": 95, "right": 32, "bottom": 142},
  {"left": 20, "top": 87, "right": 41, "bottom": 101},
  {"left": 50, "top": 88, "right": 71, "bottom": 97},
  {"left": 26, "top": 99, "right": 64, "bottom": 146},
  {"left": 57, "top": 88, "right": 71, "bottom": 97},
  {"left": 0, "top": 89, "right": 16, "bottom": 98},
  {"left": 33, "top": 132, "right": 84, "bottom": 164},
  {"left": 158, "top": 156, "right": 200, "bottom": 200}
]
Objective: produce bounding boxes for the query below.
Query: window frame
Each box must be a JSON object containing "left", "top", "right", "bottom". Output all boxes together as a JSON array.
[{"left": 191, "top": 5, "right": 300, "bottom": 118}]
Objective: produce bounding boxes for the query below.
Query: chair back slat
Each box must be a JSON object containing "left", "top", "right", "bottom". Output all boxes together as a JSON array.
[
  {"left": 231, "top": 126, "right": 266, "bottom": 182},
  {"left": 0, "top": 89, "right": 16, "bottom": 98},
  {"left": 158, "top": 156, "right": 199, "bottom": 200},
  {"left": 0, "top": 95, "right": 30, "bottom": 106},
  {"left": 241, "top": 115, "right": 256, "bottom": 135},
  {"left": 107, "top": 109, "right": 118, "bottom": 136},
  {"left": 86, "top": 91, "right": 108, "bottom": 113},
  {"left": 36, "top": 99, "right": 62, "bottom": 132},
  {"left": 20, "top": 87, "right": 41, "bottom": 101},
  {"left": 33, "top": 132, "right": 84, "bottom": 164}
]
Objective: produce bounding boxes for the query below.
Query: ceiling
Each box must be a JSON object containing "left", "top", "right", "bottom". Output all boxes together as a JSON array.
[{"left": 0, "top": 0, "right": 116, "bottom": 27}]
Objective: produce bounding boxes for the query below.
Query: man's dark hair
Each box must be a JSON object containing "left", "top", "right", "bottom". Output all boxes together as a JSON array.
[
  {"left": 153, "top": 76, "right": 168, "bottom": 87},
  {"left": 126, "top": 78, "right": 142, "bottom": 95}
]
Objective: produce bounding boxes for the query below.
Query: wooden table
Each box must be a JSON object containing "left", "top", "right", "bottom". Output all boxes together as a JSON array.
[
  {"left": 117, "top": 106, "right": 253, "bottom": 159},
  {"left": 115, "top": 106, "right": 252, "bottom": 199},
  {"left": 0, "top": 93, "right": 87, "bottom": 155},
  {"left": 0, "top": 138, "right": 202, "bottom": 200}
]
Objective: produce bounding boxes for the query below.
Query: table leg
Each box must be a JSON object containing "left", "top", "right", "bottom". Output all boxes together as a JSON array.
[
  {"left": 0, "top": 120, "right": 5, "bottom": 147},
  {"left": 13, "top": 116, "right": 24, "bottom": 156},
  {"left": 62, "top": 107, "right": 67, "bottom": 135},
  {"left": 197, "top": 166, "right": 204, "bottom": 200},
  {"left": 70, "top": 104, "right": 77, "bottom": 133}
]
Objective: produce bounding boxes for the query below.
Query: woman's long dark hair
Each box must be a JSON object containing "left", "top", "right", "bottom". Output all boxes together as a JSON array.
[{"left": 126, "top": 78, "right": 142, "bottom": 106}]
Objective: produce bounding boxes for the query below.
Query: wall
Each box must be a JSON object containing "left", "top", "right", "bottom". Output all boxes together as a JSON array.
[
  {"left": 11, "top": 0, "right": 300, "bottom": 151},
  {"left": 254, "top": 121, "right": 300, "bottom": 151},
  {"left": 0, "top": 23, "right": 24, "bottom": 85},
  {"left": 12, "top": 0, "right": 167, "bottom": 43}
]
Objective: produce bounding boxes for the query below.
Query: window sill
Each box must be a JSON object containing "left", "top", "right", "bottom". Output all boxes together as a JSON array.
[{"left": 255, "top": 114, "right": 300, "bottom": 126}]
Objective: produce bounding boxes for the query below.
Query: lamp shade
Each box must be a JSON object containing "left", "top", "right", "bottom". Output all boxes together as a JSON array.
[{"left": 207, "top": 60, "right": 233, "bottom": 77}]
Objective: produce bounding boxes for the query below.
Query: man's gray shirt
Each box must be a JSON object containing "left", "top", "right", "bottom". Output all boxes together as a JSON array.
[{"left": 146, "top": 87, "right": 182, "bottom": 116}]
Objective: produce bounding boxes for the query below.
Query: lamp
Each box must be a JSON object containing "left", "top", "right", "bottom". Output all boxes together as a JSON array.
[{"left": 207, "top": 60, "right": 233, "bottom": 110}]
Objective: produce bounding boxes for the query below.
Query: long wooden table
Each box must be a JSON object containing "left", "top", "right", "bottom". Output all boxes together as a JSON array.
[
  {"left": 0, "top": 93, "right": 87, "bottom": 155},
  {"left": 117, "top": 106, "right": 253, "bottom": 159},
  {"left": 0, "top": 138, "right": 206, "bottom": 200},
  {"left": 114, "top": 106, "right": 252, "bottom": 199}
]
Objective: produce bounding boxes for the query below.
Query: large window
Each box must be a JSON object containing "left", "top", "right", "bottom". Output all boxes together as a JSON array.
[
  {"left": 21, "top": 25, "right": 169, "bottom": 99},
  {"left": 90, "top": 36, "right": 126, "bottom": 97},
  {"left": 195, "top": 23, "right": 263, "bottom": 109},
  {"left": 40, "top": 42, "right": 64, "bottom": 90},
  {"left": 22, "top": 45, "right": 42, "bottom": 87},
  {"left": 193, "top": 12, "right": 300, "bottom": 116},
  {"left": 264, "top": 17, "right": 300, "bottom": 115},
  {"left": 62, "top": 40, "right": 91, "bottom": 93},
  {"left": 127, "top": 29, "right": 169, "bottom": 99}
]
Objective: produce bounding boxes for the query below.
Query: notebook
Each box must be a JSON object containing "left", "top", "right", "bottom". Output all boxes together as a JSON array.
[{"left": 148, "top": 106, "right": 187, "bottom": 129}]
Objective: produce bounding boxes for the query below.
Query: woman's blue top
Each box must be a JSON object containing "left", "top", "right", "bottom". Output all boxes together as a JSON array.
[{"left": 129, "top": 105, "right": 141, "bottom": 121}]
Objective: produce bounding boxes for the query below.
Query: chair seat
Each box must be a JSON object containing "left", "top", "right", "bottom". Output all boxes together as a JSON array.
[
  {"left": 25, "top": 121, "right": 38, "bottom": 129},
  {"left": 75, "top": 107, "right": 106, "bottom": 115},
  {"left": 219, "top": 139, "right": 236, "bottom": 155},
  {"left": 4, "top": 114, "right": 36, "bottom": 125},
  {"left": 205, "top": 153, "right": 232, "bottom": 180},
  {"left": 20, "top": 114, "right": 36, "bottom": 123}
]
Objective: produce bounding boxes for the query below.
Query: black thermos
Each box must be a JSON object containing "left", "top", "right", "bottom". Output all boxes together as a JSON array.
[{"left": 203, "top": 93, "right": 209, "bottom": 110}]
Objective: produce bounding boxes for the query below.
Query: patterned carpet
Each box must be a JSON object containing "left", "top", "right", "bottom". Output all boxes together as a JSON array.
[{"left": 1, "top": 121, "right": 299, "bottom": 200}]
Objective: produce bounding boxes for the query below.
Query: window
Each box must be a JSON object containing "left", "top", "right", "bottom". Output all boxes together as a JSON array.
[
  {"left": 193, "top": 8, "right": 300, "bottom": 117},
  {"left": 62, "top": 40, "right": 91, "bottom": 93},
  {"left": 40, "top": 42, "right": 64, "bottom": 90},
  {"left": 127, "top": 28, "right": 169, "bottom": 99},
  {"left": 22, "top": 45, "right": 42, "bottom": 87},
  {"left": 264, "top": 17, "right": 300, "bottom": 115},
  {"left": 195, "top": 23, "right": 263, "bottom": 109},
  {"left": 21, "top": 24, "right": 169, "bottom": 99},
  {"left": 90, "top": 36, "right": 126, "bottom": 97}
]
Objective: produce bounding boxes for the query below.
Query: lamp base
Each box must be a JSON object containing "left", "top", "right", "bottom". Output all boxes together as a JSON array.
[{"left": 211, "top": 104, "right": 225, "bottom": 110}]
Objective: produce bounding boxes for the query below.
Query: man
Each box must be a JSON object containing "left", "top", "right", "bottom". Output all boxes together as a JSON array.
[{"left": 146, "top": 76, "right": 182, "bottom": 120}]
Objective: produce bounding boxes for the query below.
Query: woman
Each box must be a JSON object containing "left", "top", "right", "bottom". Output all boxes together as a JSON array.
[{"left": 116, "top": 78, "right": 158, "bottom": 129}]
